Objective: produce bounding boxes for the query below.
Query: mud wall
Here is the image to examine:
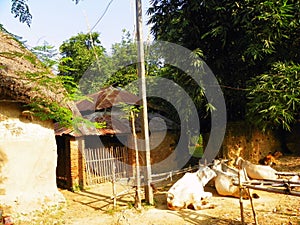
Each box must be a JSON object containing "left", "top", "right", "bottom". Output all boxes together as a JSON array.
[
  {"left": 0, "top": 102, "right": 64, "bottom": 214},
  {"left": 285, "top": 124, "right": 300, "bottom": 155},
  {"left": 205, "top": 122, "right": 282, "bottom": 164},
  {"left": 128, "top": 131, "right": 179, "bottom": 174}
]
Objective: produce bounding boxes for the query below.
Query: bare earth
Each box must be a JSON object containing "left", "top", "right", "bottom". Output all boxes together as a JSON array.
[{"left": 60, "top": 156, "right": 300, "bottom": 225}]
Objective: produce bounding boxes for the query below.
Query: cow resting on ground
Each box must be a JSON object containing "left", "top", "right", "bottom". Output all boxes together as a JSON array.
[
  {"left": 259, "top": 151, "right": 283, "bottom": 166},
  {"left": 212, "top": 159, "right": 252, "bottom": 199},
  {"left": 235, "top": 157, "right": 278, "bottom": 180},
  {"left": 167, "top": 166, "right": 217, "bottom": 210}
]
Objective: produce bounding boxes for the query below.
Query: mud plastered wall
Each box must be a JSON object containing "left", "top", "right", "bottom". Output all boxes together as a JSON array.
[
  {"left": 206, "top": 122, "right": 282, "bottom": 164},
  {"left": 0, "top": 102, "right": 65, "bottom": 214}
]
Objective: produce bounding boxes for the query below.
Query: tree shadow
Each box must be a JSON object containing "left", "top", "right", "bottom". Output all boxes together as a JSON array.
[
  {"left": 67, "top": 188, "right": 135, "bottom": 211},
  {"left": 173, "top": 210, "right": 242, "bottom": 225},
  {"left": 153, "top": 187, "right": 244, "bottom": 225}
]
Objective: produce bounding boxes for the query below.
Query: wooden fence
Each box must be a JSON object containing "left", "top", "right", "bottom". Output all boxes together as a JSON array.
[{"left": 84, "top": 146, "right": 129, "bottom": 186}]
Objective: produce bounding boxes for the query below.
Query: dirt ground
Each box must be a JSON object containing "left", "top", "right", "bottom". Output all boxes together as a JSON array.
[
  {"left": 55, "top": 155, "right": 300, "bottom": 225},
  {"left": 14, "top": 156, "right": 299, "bottom": 225}
]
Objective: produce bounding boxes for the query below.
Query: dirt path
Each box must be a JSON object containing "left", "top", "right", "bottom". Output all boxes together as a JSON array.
[
  {"left": 57, "top": 156, "right": 300, "bottom": 225},
  {"left": 12, "top": 156, "right": 299, "bottom": 224},
  {"left": 60, "top": 185, "right": 300, "bottom": 225}
]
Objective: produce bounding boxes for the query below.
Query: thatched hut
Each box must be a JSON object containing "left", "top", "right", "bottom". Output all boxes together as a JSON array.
[
  {"left": 0, "top": 30, "right": 78, "bottom": 214},
  {"left": 55, "top": 87, "right": 180, "bottom": 188}
]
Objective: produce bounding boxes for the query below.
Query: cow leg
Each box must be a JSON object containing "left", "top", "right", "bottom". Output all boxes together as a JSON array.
[
  {"left": 193, "top": 201, "right": 216, "bottom": 210},
  {"left": 192, "top": 193, "right": 215, "bottom": 210},
  {"left": 202, "top": 191, "right": 213, "bottom": 199}
]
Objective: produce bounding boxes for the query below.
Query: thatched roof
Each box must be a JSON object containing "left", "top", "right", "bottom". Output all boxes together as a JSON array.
[
  {"left": 55, "top": 86, "right": 179, "bottom": 137},
  {"left": 0, "top": 30, "right": 80, "bottom": 118},
  {"left": 55, "top": 110, "right": 179, "bottom": 137},
  {"left": 76, "top": 86, "right": 140, "bottom": 113}
]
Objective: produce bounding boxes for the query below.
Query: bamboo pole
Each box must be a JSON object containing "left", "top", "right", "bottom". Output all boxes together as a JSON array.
[
  {"left": 241, "top": 184, "right": 300, "bottom": 197},
  {"left": 131, "top": 111, "right": 142, "bottom": 210},
  {"left": 260, "top": 178, "right": 300, "bottom": 185},
  {"left": 135, "top": 0, "right": 153, "bottom": 205},
  {"left": 238, "top": 170, "right": 245, "bottom": 225},
  {"left": 248, "top": 190, "right": 258, "bottom": 225},
  {"left": 243, "top": 168, "right": 258, "bottom": 225},
  {"left": 112, "top": 161, "right": 117, "bottom": 208},
  {"left": 276, "top": 172, "right": 300, "bottom": 176}
]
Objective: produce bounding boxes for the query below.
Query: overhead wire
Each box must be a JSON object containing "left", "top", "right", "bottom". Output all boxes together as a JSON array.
[{"left": 90, "top": 0, "right": 114, "bottom": 32}]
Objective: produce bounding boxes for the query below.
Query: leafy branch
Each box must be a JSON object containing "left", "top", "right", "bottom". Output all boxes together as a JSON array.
[{"left": 247, "top": 61, "right": 300, "bottom": 131}]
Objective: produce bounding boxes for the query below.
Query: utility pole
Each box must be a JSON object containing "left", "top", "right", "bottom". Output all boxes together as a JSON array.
[{"left": 135, "top": 0, "right": 154, "bottom": 204}]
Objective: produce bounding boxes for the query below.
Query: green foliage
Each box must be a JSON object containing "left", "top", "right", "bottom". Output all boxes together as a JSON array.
[
  {"left": 19, "top": 70, "right": 75, "bottom": 129},
  {"left": 26, "top": 98, "right": 73, "bottom": 128},
  {"left": 61, "top": 30, "right": 161, "bottom": 95},
  {"left": 31, "top": 42, "right": 84, "bottom": 99},
  {"left": 23, "top": 71, "right": 105, "bottom": 130},
  {"left": 148, "top": 0, "right": 300, "bottom": 121},
  {"left": 9, "top": 0, "right": 82, "bottom": 27},
  {"left": 120, "top": 103, "right": 142, "bottom": 121},
  {"left": 59, "top": 32, "right": 105, "bottom": 84},
  {"left": 247, "top": 62, "right": 300, "bottom": 131},
  {"left": 94, "top": 30, "right": 160, "bottom": 90},
  {"left": 31, "top": 42, "right": 58, "bottom": 69},
  {"left": 103, "top": 30, "right": 139, "bottom": 88},
  {"left": 0, "top": 50, "right": 36, "bottom": 65},
  {"left": 189, "top": 134, "right": 203, "bottom": 157},
  {"left": 25, "top": 41, "right": 104, "bottom": 130},
  {"left": 151, "top": 47, "right": 209, "bottom": 123},
  {"left": 10, "top": 0, "right": 32, "bottom": 26}
]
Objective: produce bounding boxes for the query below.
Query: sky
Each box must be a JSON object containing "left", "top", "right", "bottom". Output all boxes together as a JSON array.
[{"left": 0, "top": 0, "right": 152, "bottom": 52}]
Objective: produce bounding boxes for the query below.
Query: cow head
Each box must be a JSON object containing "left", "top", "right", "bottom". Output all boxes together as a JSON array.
[
  {"left": 196, "top": 166, "right": 217, "bottom": 186},
  {"left": 235, "top": 157, "right": 244, "bottom": 168}
]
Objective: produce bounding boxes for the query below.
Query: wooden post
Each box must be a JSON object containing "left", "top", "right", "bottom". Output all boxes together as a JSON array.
[
  {"left": 248, "top": 189, "right": 258, "bottom": 225},
  {"left": 238, "top": 170, "right": 245, "bottom": 225},
  {"left": 112, "top": 161, "right": 117, "bottom": 208},
  {"left": 131, "top": 111, "right": 142, "bottom": 210},
  {"left": 242, "top": 168, "right": 258, "bottom": 225},
  {"left": 135, "top": 0, "right": 153, "bottom": 205}
]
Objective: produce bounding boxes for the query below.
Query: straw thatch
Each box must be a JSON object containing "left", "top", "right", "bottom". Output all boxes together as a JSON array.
[
  {"left": 0, "top": 30, "right": 80, "bottom": 119},
  {"left": 76, "top": 86, "right": 140, "bottom": 113}
]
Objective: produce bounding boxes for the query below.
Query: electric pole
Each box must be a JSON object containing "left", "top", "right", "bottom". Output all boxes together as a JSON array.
[{"left": 135, "top": 0, "right": 154, "bottom": 204}]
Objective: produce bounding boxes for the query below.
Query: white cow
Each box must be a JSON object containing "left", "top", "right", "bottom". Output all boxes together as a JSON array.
[
  {"left": 167, "top": 166, "right": 217, "bottom": 210},
  {"left": 235, "top": 157, "right": 278, "bottom": 180},
  {"left": 212, "top": 159, "right": 251, "bottom": 199}
]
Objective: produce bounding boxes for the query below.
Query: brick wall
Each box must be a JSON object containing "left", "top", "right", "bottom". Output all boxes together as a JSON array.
[{"left": 69, "top": 136, "right": 86, "bottom": 190}]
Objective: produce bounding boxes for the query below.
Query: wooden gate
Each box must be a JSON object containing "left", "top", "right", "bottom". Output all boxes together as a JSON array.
[{"left": 83, "top": 146, "right": 129, "bottom": 185}]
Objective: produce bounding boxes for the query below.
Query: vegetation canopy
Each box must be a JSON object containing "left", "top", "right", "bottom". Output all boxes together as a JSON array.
[{"left": 148, "top": 0, "right": 300, "bottom": 130}]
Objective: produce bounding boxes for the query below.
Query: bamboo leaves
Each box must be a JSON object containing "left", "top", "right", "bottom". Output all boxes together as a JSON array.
[{"left": 247, "top": 62, "right": 300, "bottom": 131}]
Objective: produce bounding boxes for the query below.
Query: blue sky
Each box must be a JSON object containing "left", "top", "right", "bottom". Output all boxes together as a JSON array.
[{"left": 0, "top": 0, "right": 152, "bottom": 51}]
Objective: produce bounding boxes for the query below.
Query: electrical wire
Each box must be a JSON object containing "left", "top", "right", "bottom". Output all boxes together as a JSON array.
[{"left": 90, "top": 0, "right": 114, "bottom": 32}]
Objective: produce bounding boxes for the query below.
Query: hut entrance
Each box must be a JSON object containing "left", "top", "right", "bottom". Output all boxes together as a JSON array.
[
  {"left": 56, "top": 135, "right": 71, "bottom": 188},
  {"left": 83, "top": 146, "right": 129, "bottom": 185}
]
